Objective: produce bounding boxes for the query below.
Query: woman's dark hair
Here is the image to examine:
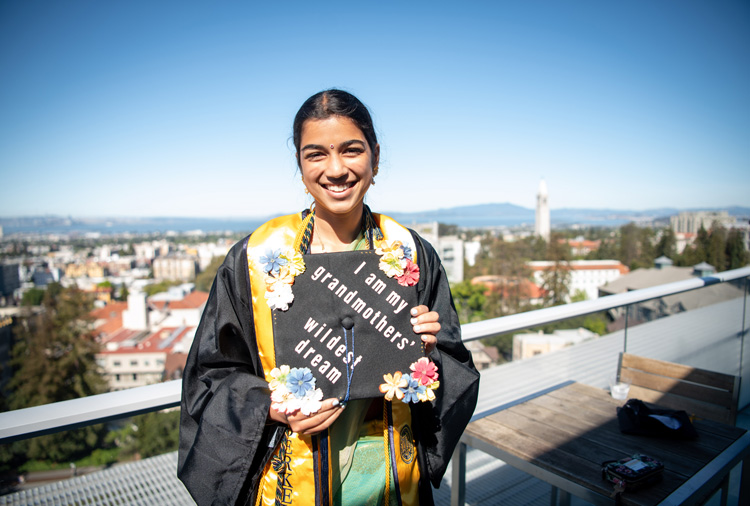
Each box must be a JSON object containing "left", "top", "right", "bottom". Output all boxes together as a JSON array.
[{"left": 293, "top": 89, "right": 378, "bottom": 164}]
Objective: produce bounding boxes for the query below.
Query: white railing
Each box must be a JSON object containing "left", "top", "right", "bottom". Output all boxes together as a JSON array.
[{"left": 1, "top": 266, "right": 748, "bottom": 444}]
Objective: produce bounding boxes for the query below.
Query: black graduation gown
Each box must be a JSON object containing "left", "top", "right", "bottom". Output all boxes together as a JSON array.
[{"left": 178, "top": 231, "right": 480, "bottom": 506}]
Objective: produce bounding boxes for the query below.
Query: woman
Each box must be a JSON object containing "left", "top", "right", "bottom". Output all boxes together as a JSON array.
[{"left": 178, "top": 90, "right": 479, "bottom": 506}]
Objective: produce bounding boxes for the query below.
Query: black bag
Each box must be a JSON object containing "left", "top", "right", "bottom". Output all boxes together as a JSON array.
[
  {"left": 617, "top": 399, "right": 698, "bottom": 439},
  {"left": 602, "top": 454, "right": 664, "bottom": 503}
]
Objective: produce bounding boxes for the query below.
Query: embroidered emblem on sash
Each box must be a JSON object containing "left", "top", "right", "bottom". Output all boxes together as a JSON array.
[
  {"left": 399, "top": 425, "right": 415, "bottom": 464},
  {"left": 272, "top": 430, "right": 294, "bottom": 505}
]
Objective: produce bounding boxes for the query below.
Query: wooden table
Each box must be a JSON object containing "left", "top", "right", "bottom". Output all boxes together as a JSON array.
[{"left": 451, "top": 381, "right": 750, "bottom": 505}]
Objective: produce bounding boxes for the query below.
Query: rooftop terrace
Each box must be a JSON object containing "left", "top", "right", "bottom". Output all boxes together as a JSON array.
[{"left": 1, "top": 266, "right": 748, "bottom": 505}]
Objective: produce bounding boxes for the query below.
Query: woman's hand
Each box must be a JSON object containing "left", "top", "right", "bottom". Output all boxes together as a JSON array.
[
  {"left": 268, "top": 399, "right": 344, "bottom": 435},
  {"left": 411, "top": 305, "right": 439, "bottom": 354}
]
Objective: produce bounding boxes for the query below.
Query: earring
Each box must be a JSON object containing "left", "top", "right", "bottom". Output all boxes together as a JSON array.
[
  {"left": 302, "top": 176, "right": 309, "bottom": 194},
  {"left": 371, "top": 166, "right": 379, "bottom": 185}
]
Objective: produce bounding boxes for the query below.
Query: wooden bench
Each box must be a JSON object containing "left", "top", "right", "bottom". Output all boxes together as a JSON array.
[{"left": 618, "top": 352, "right": 740, "bottom": 425}]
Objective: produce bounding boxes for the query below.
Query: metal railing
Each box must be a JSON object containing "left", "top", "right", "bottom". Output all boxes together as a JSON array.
[{"left": 1, "top": 266, "right": 749, "bottom": 445}]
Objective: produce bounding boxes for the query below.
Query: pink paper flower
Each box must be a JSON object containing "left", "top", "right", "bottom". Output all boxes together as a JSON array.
[
  {"left": 396, "top": 259, "right": 420, "bottom": 286},
  {"left": 410, "top": 357, "right": 439, "bottom": 386}
]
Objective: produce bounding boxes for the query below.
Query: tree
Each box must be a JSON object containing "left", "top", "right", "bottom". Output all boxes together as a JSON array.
[
  {"left": 194, "top": 256, "right": 224, "bottom": 292},
  {"left": 450, "top": 281, "right": 486, "bottom": 324},
  {"left": 706, "top": 226, "right": 727, "bottom": 271},
  {"left": 7, "top": 283, "right": 107, "bottom": 462},
  {"left": 726, "top": 229, "right": 750, "bottom": 269},
  {"left": 143, "top": 280, "right": 180, "bottom": 296},
  {"left": 655, "top": 227, "right": 677, "bottom": 260},
  {"left": 108, "top": 410, "right": 180, "bottom": 460},
  {"left": 21, "top": 288, "right": 45, "bottom": 307},
  {"left": 540, "top": 233, "right": 571, "bottom": 306}
]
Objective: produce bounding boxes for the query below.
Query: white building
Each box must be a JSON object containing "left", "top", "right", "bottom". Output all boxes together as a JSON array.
[
  {"left": 93, "top": 289, "right": 208, "bottom": 390},
  {"left": 152, "top": 255, "right": 198, "bottom": 282},
  {"left": 96, "top": 326, "right": 196, "bottom": 390},
  {"left": 535, "top": 179, "right": 550, "bottom": 242},
  {"left": 410, "top": 222, "right": 465, "bottom": 283},
  {"left": 670, "top": 210, "right": 735, "bottom": 234},
  {"left": 528, "top": 260, "right": 629, "bottom": 301},
  {"left": 512, "top": 327, "right": 597, "bottom": 360}
]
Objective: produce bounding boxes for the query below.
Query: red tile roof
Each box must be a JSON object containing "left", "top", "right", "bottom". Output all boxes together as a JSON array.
[{"left": 168, "top": 291, "right": 209, "bottom": 309}]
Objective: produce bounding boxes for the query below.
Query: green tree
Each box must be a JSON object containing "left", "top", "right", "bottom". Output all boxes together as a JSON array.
[
  {"left": 8, "top": 284, "right": 107, "bottom": 462},
  {"left": 21, "top": 288, "right": 45, "bottom": 307},
  {"left": 194, "top": 256, "right": 224, "bottom": 292},
  {"left": 679, "top": 225, "right": 710, "bottom": 267},
  {"left": 539, "top": 233, "right": 571, "bottom": 305},
  {"left": 450, "top": 281, "right": 487, "bottom": 324},
  {"left": 655, "top": 227, "right": 677, "bottom": 260},
  {"left": 108, "top": 411, "right": 180, "bottom": 460},
  {"left": 726, "top": 229, "right": 750, "bottom": 269},
  {"left": 706, "top": 226, "right": 727, "bottom": 271},
  {"left": 143, "top": 280, "right": 180, "bottom": 296}
]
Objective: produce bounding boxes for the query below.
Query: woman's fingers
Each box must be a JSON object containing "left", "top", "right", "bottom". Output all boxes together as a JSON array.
[
  {"left": 411, "top": 306, "right": 440, "bottom": 354},
  {"left": 421, "top": 334, "right": 438, "bottom": 354},
  {"left": 284, "top": 398, "right": 345, "bottom": 435}
]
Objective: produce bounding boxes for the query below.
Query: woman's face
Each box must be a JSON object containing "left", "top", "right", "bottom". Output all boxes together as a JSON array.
[{"left": 298, "top": 115, "right": 379, "bottom": 221}]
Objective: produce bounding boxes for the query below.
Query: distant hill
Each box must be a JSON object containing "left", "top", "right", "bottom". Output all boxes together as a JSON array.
[
  {"left": 2, "top": 205, "right": 748, "bottom": 234},
  {"left": 386, "top": 204, "right": 750, "bottom": 228}
]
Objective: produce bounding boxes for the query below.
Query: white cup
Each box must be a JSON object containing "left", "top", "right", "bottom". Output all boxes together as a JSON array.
[{"left": 609, "top": 376, "right": 631, "bottom": 400}]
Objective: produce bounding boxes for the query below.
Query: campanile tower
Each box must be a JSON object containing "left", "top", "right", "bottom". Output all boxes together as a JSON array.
[{"left": 535, "top": 179, "right": 550, "bottom": 242}]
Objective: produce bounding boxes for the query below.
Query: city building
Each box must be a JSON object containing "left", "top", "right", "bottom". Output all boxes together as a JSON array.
[
  {"left": 471, "top": 275, "right": 545, "bottom": 308},
  {"left": 409, "top": 222, "right": 465, "bottom": 283},
  {"left": 527, "top": 260, "right": 629, "bottom": 301},
  {"left": 562, "top": 236, "right": 601, "bottom": 256},
  {"left": 535, "top": 179, "right": 550, "bottom": 242},
  {"left": 152, "top": 255, "right": 198, "bottom": 282},
  {"left": 97, "top": 326, "right": 196, "bottom": 390},
  {"left": 512, "top": 328, "right": 597, "bottom": 360},
  {"left": 0, "top": 263, "right": 20, "bottom": 304},
  {"left": 670, "top": 210, "right": 735, "bottom": 235},
  {"left": 92, "top": 289, "right": 208, "bottom": 390}
]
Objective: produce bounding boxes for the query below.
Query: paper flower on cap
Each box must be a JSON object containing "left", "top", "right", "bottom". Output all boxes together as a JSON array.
[
  {"left": 417, "top": 381, "right": 439, "bottom": 402},
  {"left": 281, "top": 250, "right": 306, "bottom": 277},
  {"left": 399, "top": 375, "right": 427, "bottom": 404},
  {"left": 269, "top": 365, "right": 291, "bottom": 391},
  {"left": 265, "top": 283, "right": 294, "bottom": 311},
  {"left": 396, "top": 259, "right": 420, "bottom": 287},
  {"left": 376, "top": 239, "right": 420, "bottom": 285},
  {"left": 298, "top": 388, "right": 323, "bottom": 416},
  {"left": 259, "top": 249, "right": 287, "bottom": 275},
  {"left": 286, "top": 367, "right": 315, "bottom": 397},
  {"left": 379, "top": 371, "right": 408, "bottom": 401},
  {"left": 269, "top": 366, "right": 324, "bottom": 415},
  {"left": 410, "top": 357, "right": 439, "bottom": 386},
  {"left": 254, "top": 247, "right": 305, "bottom": 311},
  {"left": 381, "top": 358, "right": 439, "bottom": 404}
]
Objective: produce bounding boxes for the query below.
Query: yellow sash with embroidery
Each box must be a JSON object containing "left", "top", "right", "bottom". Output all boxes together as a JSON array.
[{"left": 248, "top": 212, "right": 421, "bottom": 506}]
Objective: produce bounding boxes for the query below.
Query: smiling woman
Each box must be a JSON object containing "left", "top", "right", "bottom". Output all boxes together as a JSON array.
[{"left": 177, "top": 89, "right": 479, "bottom": 506}]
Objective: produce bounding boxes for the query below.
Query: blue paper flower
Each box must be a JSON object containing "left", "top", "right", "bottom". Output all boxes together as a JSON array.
[
  {"left": 286, "top": 367, "right": 316, "bottom": 398},
  {"left": 399, "top": 374, "right": 427, "bottom": 403},
  {"left": 259, "top": 248, "right": 287, "bottom": 275},
  {"left": 400, "top": 244, "right": 413, "bottom": 259}
]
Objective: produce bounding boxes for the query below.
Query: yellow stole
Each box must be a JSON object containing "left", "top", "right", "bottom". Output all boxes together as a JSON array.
[{"left": 248, "top": 212, "right": 422, "bottom": 506}]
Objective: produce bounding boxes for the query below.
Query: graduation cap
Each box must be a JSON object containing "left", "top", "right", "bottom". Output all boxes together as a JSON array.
[{"left": 273, "top": 251, "right": 423, "bottom": 401}]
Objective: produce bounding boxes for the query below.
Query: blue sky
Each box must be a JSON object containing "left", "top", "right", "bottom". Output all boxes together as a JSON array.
[{"left": 1, "top": 0, "right": 748, "bottom": 218}]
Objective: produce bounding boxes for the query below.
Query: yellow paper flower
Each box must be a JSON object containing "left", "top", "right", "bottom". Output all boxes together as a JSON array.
[
  {"left": 376, "top": 240, "right": 404, "bottom": 258},
  {"left": 379, "top": 371, "right": 408, "bottom": 401},
  {"left": 281, "top": 249, "right": 306, "bottom": 277},
  {"left": 416, "top": 381, "right": 439, "bottom": 402}
]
